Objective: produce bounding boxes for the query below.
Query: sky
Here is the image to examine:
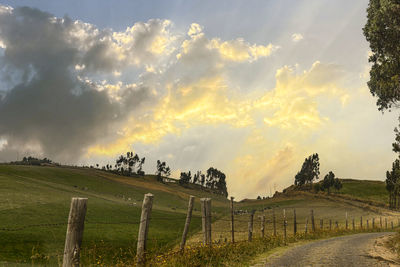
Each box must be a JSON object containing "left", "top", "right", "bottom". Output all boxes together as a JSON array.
[{"left": 0, "top": 0, "right": 398, "bottom": 199}]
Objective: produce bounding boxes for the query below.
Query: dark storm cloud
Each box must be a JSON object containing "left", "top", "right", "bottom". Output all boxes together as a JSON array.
[{"left": 0, "top": 6, "right": 149, "bottom": 161}]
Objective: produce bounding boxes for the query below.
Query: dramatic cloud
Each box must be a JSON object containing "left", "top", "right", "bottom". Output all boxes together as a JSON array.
[
  {"left": 1, "top": 4, "right": 394, "bottom": 199},
  {"left": 0, "top": 6, "right": 153, "bottom": 161},
  {"left": 0, "top": 6, "right": 279, "bottom": 162}
]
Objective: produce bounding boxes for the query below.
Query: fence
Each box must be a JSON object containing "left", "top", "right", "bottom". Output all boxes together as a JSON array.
[{"left": 1, "top": 194, "right": 399, "bottom": 267}]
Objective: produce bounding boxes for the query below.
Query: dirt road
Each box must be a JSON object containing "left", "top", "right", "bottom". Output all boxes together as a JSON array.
[{"left": 253, "top": 232, "right": 398, "bottom": 267}]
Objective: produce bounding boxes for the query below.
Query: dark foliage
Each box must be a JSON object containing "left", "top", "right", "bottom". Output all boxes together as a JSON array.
[
  {"left": 363, "top": 0, "right": 400, "bottom": 111},
  {"left": 294, "top": 153, "right": 320, "bottom": 186}
]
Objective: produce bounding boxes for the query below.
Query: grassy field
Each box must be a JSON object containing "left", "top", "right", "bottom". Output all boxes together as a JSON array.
[
  {"left": 186, "top": 179, "right": 396, "bottom": 245},
  {"left": 0, "top": 164, "right": 228, "bottom": 266},
  {"left": 0, "top": 164, "right": 397, "bottom": 266},
  {"left": 336, "top": 179, "right": 388, "bottom": 204}
]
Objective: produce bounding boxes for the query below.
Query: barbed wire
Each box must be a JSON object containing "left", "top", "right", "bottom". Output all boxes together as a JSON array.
[
  {"left": 1, "top": 215, "right": 395, "bottom": 232},
  {"left": 0, "top": 222, "right": 68, "bottom": 231}
]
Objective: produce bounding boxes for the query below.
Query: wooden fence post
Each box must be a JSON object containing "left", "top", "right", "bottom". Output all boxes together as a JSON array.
[
  {"left": 201, "top": 198, "right": 208, "bottom": 245},
  {"left": 373, "top": 218, "right": 375, "bottom": 228},
  {"left": 380, "top": 217, "right": 382, "bottom": 229},
  {"left": 273, "top": 209, "right": 276, "bottom": 236},
  {"left": 329, "top": 219, "right": 332, "bottom": 231},
  {"left": 283, "top": 209, "right": 287, "bottom": 245},
  {"left": 206, "top": 199, "right": 212, "bottom": 245},
  {"left": 230, "top": 197, "right": 235, "bottom": 243},
  {"left": 63, "top": 197, "right": 88, "bottom": 267},
  {"left": 248, "top": 210, "right": 255, "bottom": 242},
  {"left": 360, "top": 216, "right": 363, "bottom": 229},
  {"left": 136, "top": 193, "right": 154, "bottom": 267},
  {"left": 366, "top": 219, "right": 369, "bottom": 230},
  {"left": 385, "top": 218, "right": 388, "bottom": 229},
  {"left": 352, "top": 218, "right": 355, "bottom": 230},
  {"left": 391, "top": 221, "right": 394, "bottom": 230},
  {"left": 305, "top": 218, "right": 308, "bottom": 235},
  {"left": 260, "top": 215, "right": 265, "bottom": 238},
  {"left": 311, "top": 209, "right": 315, "bottom": 232},
  {"left": 345, "top": 212, "right": 348, "bottom": 230},
  {"left": 320, "top": 219, "right": 323, "bottom": 230},
  {"left": 180, "top": 196, "right": 194, "bottom": 251},
  {"left": 293, "top": 209, "right": 297, "bottom": 235}
]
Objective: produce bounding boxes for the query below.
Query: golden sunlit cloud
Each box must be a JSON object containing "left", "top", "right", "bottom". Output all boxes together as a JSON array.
[
  {"left": 177, "top": 23, "right": 279, "bottom": 63},
  {"left": 78, "top": 19, "right": 363, "bottom": 199},
  {"left": 256, "top": 61, "right": 348, "bottom": 129},
  {"left": 87, "top": 59, "right": 348, "bottom": 161}
]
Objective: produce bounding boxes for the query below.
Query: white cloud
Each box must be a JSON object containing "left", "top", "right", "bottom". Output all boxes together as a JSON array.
[
  {"left": 0, "top": 138, "right": 7, "bottom": 151},
  {"left": 188, "top": 23, "right": 203, "bottom": 37},
  {"left": 292, "top": 33, "right": 304, "bottom": 42}
]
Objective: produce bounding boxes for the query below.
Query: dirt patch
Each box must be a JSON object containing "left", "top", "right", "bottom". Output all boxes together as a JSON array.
[{"left": 369, "top": 233, "right": 400, "bottom": 266}]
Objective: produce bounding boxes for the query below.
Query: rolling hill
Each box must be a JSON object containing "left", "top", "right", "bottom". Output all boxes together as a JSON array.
[{"left": 0, "top": 164, "right": 396, "bottom": 266}]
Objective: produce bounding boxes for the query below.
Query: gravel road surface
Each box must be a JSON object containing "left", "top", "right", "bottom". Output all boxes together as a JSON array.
[{"left": 253, "top": 232, "right": 397, "bottom": 267}]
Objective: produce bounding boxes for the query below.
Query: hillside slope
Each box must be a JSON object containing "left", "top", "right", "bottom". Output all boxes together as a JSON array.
[
  {"left": 0, "top": 165, "right": 396, "bottom": 266},
  {"left": 336, "top": 179, "right": 388, "bottom": 204},
  {"left": 0, "top": 164, "right": 228, "bottom": 265}
]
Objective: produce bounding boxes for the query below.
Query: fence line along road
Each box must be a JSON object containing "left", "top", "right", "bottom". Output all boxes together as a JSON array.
[{"left": 2, "top": 193, "right": 399, "bottom": 267}]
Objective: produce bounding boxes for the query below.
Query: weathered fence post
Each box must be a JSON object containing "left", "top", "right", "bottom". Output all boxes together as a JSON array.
[
  {"left": 206, "top": 199, "right": 212, "bottom": 245},
  {"left": 385, "top": 218, "right": 388, "bottom": 229},
  {"left": 63, "top": 197, "right": 88, "bottom": 267},
  {"left": 283, "top": 209, "right": 287, "bottom": 245},
  {"left": 373, "top": 218, "right": 375, "bottom": 228},
  {"left": 391, "top": 221, "right": 394, "bottom": 230},
  {"left": 136, "top": 193, "right": 154, "bottom": 267},
  {"left": 305, "top": 218, "right": 308, "bottom": 235},
  {"left": 311, "top": 209, "right": 315, "bottom": 232},
  {"left": 273, "top": 209, "right": 277, "bottom": 236},
  {"left": 293, "top": 209, "right": 297, "bottom": 235},
  {"left": 320, "top": 219, "right": 323, "bottom": 230},
  {"left": 180, "top": 196, "right": 194, "bottom": 251},
  {"left": 260, "top": 215, "right": 265, "bottom": 238},
  {"left": 360, "top": 216, "right": 363, "bottom": 229},
  {"left": 329, "top": 219, "right": 332, "bottom": 231},
  {"left": 201, "top": 198, "right": 208, "bottom": 245},
  {"left": 345, "top": 212, "right": 348, "bottom": 230},
  {"left": 366, "top": 219, "right": 369, "bottom": 230},
  {"left": 230, "top": 197, "right": 235, "bottom": 243},
  {"left": 352, "top": 218, "right": 355, "bottom": 230},
  {"left": 380, "top": 217, "right": 382, "bottom": 229},
  {"left": 248, "top": 210, "right": 255, "bottom": 242}
]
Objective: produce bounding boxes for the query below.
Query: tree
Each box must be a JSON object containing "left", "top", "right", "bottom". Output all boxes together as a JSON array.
[
  {"left": 386, "top": 159, "right": 400, "bottom": 208},
  {"left": 393, "top": 117, "right": 400, "bottom": 153},
  {"left": 333, "top": 178, "right": 342, "bottom": 192},
  {"left": 205, "top": 167, "right": 228, "bottom": 197},
  {"left": 114, "top": 152, "right": 145, "bottom": 176},
  {"left": 200, "top": 174, "right": 206, "bottom": 186},
  {"left": 294, "top": 153, "right": 320, "bottom": 186},
  {"left": 179, "top": 171, "right": 191, "bottom": 185},
  {"left": 137, "top": 157, "right": 145, "bottom": 175},
  {"left": 156, "top": 160, "right": 171, "bottom": 182},
  {"left": 193, "top": 171, "right": 201, "bottom": 184},
  {"left": 363, "top": 0, "right": 400, "bottom": 111},
  {"left": 321, "top": 171, "right": 335, "bottom": 194}
]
